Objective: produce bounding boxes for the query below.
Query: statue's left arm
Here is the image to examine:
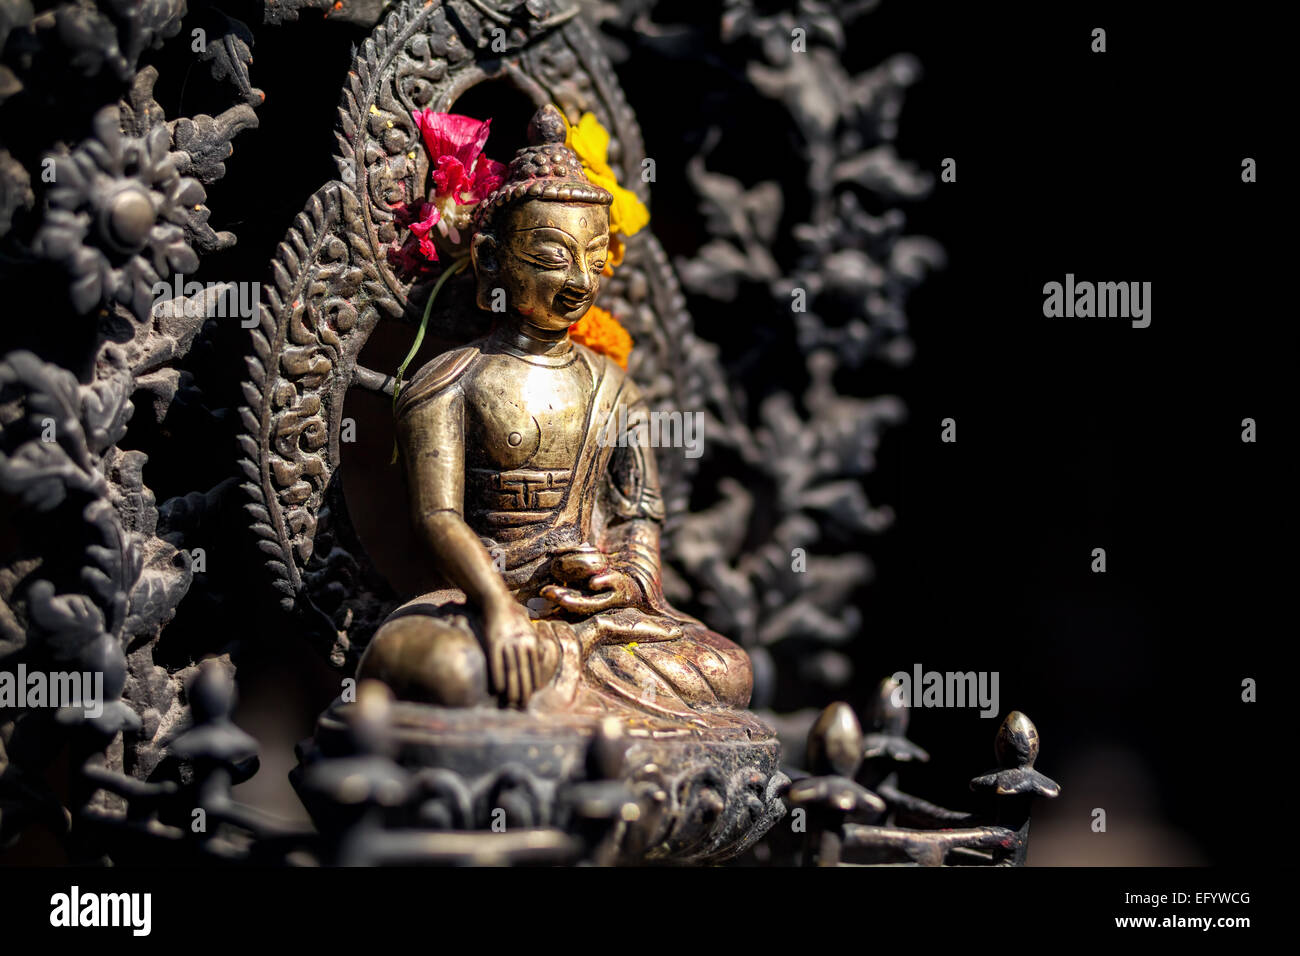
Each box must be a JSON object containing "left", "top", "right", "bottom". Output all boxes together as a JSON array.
[
  {"left": 540, "top": 375, "right": 677, "bottom": 629},
  {"left": 599, "top": 379, "right": 669, "bottom": 608}
]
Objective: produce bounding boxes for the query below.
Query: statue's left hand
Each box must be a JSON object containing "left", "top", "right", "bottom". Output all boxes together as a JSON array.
[
  {"left": 543, "top": 547, "right": 643, "bottom": 614},
  {"left": 541, "top": 570, "right": 640, "bottom": 615}
]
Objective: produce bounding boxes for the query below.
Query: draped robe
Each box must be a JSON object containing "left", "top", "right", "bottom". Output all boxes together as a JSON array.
[{"left": 386, "top": 337, "right": 753, "bottom": 727}]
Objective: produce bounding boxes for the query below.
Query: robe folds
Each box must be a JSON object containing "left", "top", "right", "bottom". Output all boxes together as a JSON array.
[{"left": 388, "top": 341, "right": 753, "bottom": 725}]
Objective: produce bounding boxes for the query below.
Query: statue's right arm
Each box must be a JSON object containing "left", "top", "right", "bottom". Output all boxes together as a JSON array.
[
  {"left": 396, "top": 377, "right": 544, "bottom": 704},
  {"left": 397, "top": 385, "right": 516, "bottom": 619}
]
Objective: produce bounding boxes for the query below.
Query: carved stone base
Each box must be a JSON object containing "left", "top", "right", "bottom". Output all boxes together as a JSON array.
[{"left": 294, "top": 701, "right": 787, "bottom": 864}]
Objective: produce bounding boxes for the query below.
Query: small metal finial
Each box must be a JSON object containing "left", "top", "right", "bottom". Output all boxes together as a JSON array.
[
  {"left": 191, "top": 658, "right": 237, "bottom": 726},
  {"left": 586, "top": 716, "right": 628, "bottom": 781},
  {"left": 995, "top": 710, "right": 1039, "bottom": 770},
  {"left": 871, "top": 676, "right": 909, "bottom": 735},
  {"left": 970, "top": 711, "right": 1059, "bottom": 799},
  {"left": 806, "top": 701, "right": 864, "bottom": 778},
  {"left": 173, "top": 659, "right": 257, "bottom": 767},
  {"left": 862, "top": 676, "right": 930, "bottom": 764},
  {"left": 528, "top": 104, "right": 567, "bottom": 146}
]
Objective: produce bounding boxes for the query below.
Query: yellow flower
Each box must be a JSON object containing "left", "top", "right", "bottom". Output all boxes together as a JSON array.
[
  {"left": 564, "top": 112, "right": 649, "bottom": 241},
  {"left": 569, "top": 305, "right": 633, "bottom": 369},
  {"left": 603, "top": 235, "right": 624, "bottom": 276}
]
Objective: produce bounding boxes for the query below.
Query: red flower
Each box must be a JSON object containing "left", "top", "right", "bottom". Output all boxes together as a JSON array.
[
  {"left": 388, "top": 201, "right": 442, "bottom": 274},
  {"left": 393, "top": 111, "right": 506, "bottom": 274},
  {"left": 471, "top": 156, "right": 506, "bottom": 200},
  {"left": 407, "top": 202, "right": 440, "bottom": 260},
  {"left": 413, "top": 110, "right": 507, "bottom": 205}
]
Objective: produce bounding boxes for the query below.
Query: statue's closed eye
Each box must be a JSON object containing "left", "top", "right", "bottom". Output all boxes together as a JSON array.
[{"left": 524, "top": 245, "right": 570, "bottom": 267}]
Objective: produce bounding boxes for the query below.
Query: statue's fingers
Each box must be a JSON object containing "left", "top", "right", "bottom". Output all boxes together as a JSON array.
[
  {"left": 540, "top": 584, "right": 579, "bottom": 604},
  {"left": 490, "top": 643, "right": 506, "bottom": 694},
  {"left": 518, "top": 645, "right": 534, "bottom": 701},
  {"left": 560, "top": 548, "right": 606, "bottom": 569},
  {"left": 551, "top": 551, "right": 608, "bottom": 584},
  {"left": 506, "top": 645, "right": 521, "bottom": 705},
  {"left": 531, "top": 644, "right": 545, "bottom": 689},
  {"left": 541, "top": 585, "right": 595, "bottom": 612},
  {"left": 557, "top": 590, "right": 617, "bottom": 614},
  {"left": 515, "top": 646, "right": 529, "bottom": 705},
  {"left": 586, "top": 571, "right": 626, "bottom": 593}
]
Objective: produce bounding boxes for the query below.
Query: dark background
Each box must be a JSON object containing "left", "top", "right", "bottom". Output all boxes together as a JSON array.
[
  {"left": 611, "top": 1, "right": 1289, "bottom": 864},
  {"left": 841, "top": 2, "right": 1287, "bottom": 864}
]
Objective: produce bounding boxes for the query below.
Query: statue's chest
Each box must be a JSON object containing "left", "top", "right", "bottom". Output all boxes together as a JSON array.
[{"left": 464, "top": 357, "right": 593, "bottom": 472}]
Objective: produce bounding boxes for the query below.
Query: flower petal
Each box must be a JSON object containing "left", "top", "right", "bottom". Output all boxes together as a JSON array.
[
  {"left": 584, "top": 168, "right": 648, "bottom": 238},
  {"left": 568, "top": 113, "right": 614, "bottom": 180},
  {"left": 432, "top": 155, "right": 472, "bottom": 200},
  {"left": 610, "top": 185, "right": 650, "bottom": 237},
  {"left": 604, "top": 234, "right": 624, "bottom": 273},
  {"left": 470, "top": 157, "right": 506, "bottom": 200},
  {"left": 413, "top": 110, "right": 493, "bottom": 169},
  {"left": 569, "top": 304, "right": 632, "bottom": 369},
  {"left": 409, "top": 202, "right": 440, "bottom": 238}
]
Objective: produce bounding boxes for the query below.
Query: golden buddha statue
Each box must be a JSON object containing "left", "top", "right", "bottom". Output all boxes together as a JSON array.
[{"left": 357, "top": 106, "right": 753, "bottom": 726}]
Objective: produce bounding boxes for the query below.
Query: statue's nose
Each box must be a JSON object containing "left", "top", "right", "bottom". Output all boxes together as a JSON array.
[{"left": 567, "top": 266, "right": 594, "bottom": 294}]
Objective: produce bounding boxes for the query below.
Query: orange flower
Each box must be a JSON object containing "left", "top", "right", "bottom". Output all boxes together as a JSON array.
[{"left": 569, "top": 305, "right": 633, "bottom": 369}]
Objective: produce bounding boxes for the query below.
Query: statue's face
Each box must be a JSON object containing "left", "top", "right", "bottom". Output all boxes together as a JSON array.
[{"left": 474, "top": 199, "right": 610, "bottom": 332}]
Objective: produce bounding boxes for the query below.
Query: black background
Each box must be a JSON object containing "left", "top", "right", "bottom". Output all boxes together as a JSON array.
[
  {"left": 840, "top": 2, "right": 1287, "bottom": 864},
  {"left": 617, "top": 0, "right": 1290, "bottom": 864}
]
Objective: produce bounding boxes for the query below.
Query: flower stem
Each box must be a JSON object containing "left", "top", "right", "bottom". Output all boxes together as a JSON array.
[{"left": 390, "top": 256, "right": 468, "bottom": 463}]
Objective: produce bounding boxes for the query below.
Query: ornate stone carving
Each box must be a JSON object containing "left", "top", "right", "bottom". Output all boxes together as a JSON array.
[
  {"left": 0, "top": 0, "right": 979, "bottom": 868},
  {"left": 0, "top": 0, "right": 262, "bottom": 850},
  {"left": 240, "top": 0, "right": 708, "bottom": 669}
]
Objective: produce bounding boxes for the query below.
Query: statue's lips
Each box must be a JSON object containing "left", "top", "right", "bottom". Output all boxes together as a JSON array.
[{"left": 555, "top": 291, "right": 593, "bottom": 312}]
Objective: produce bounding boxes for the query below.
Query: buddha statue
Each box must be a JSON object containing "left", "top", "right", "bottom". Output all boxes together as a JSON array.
[{"left": 357, "top": 106, "right": 753, "bottom": 727}]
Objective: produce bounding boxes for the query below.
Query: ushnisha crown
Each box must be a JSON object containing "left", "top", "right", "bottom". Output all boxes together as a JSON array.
[{"left": 470, "top": 104, "right": 612, "bottom": 237}]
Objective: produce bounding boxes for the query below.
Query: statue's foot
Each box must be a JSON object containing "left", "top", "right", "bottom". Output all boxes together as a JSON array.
[
  {"left": 588, "top": 621, "right": 753, "bottom": 713},
  {"left": 358, "top": 613, "right": 492, "bottom": 707}
]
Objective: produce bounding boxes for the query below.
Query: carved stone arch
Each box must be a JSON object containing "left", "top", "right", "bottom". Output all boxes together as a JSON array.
[{"left": 239, "top": 0, "right": 706, "bottom": 669}]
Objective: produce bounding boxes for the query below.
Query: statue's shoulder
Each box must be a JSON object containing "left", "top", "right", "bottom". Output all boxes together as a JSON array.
[
  {"left": 572, "top": 342, "right": 637, "bottom": 400},
  {"left": 394, "top": 344, "right": 482, "bottom": 419}
]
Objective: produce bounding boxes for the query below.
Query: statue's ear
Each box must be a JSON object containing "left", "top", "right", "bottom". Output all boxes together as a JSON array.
[
  {"left": 471, "top": 232, "right": 498, "bottom": 275},
  {"left": 471, "top": 232, "right": 499, "bottom": 311}
]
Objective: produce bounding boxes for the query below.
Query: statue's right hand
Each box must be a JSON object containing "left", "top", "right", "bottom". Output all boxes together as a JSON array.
[{"left": 483, "top": 601, "right": 544, "bottom": 707}]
